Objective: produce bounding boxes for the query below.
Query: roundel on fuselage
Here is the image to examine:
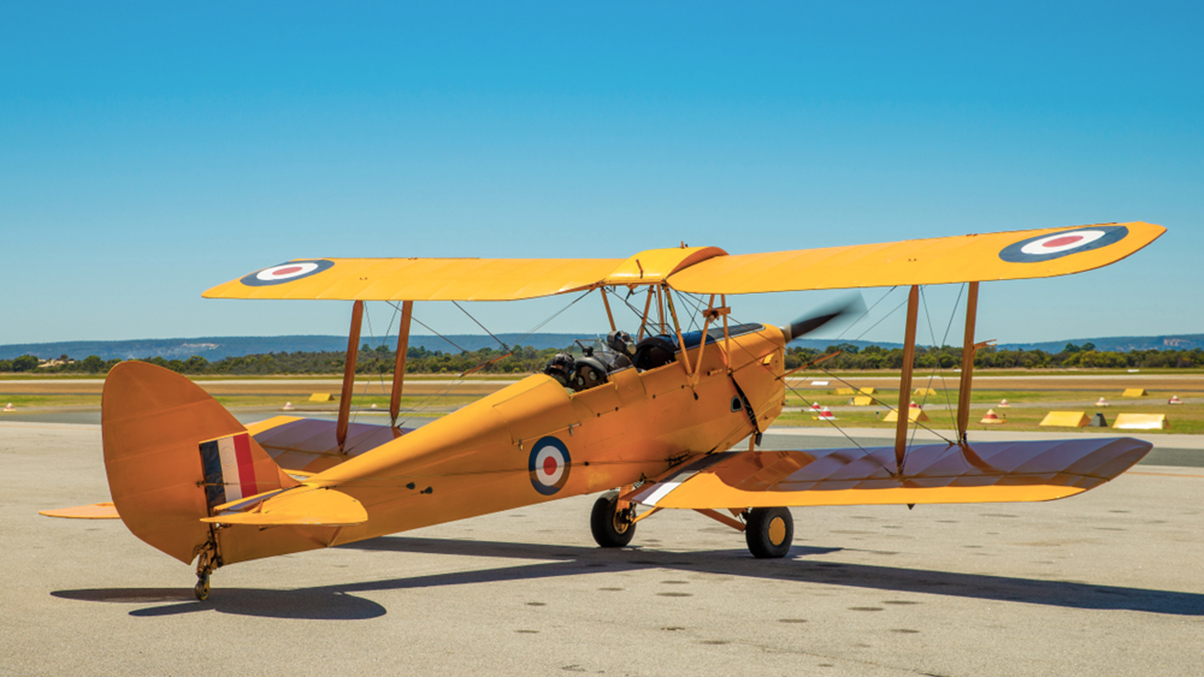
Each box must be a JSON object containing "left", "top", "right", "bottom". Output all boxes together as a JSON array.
[{"left": 528, "top": 436, "right": 571, "bottom": 496}]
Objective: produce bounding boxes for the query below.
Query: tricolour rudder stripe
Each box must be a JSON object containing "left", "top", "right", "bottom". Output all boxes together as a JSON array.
[
  {"left": 198, "top": 439, "right": 226, "bottom": 508},
  {"left": 199, "top": 432, "right": 261, "bottom": 508},
  {"left": 233, "top": 432, "right": 257, "bottom": 499}
]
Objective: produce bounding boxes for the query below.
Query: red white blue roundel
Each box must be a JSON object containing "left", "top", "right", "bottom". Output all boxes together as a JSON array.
[
  {"left": 999, "top": 226, "right": 1128, "bottom": 263},
  {"left": 529, "top": 436, "right": 571, "bottom": 495},
  {"left": 240, "top": 260, "right": 335, "bottom": 287}
]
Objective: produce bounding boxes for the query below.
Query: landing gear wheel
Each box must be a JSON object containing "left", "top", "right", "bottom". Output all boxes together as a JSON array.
[
  {"left": 590, "top": 491, "right": 636, "bottom": 548},
  {"left": 194, "top": 574, "right": 211, "bottom": 601},
  {"left": 744, "top": 507, "right": 793, "bottom": 558}
]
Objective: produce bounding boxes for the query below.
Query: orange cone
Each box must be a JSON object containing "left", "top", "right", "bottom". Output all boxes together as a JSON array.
[
  {"left": 998, "top": 399, "right": 1010, "bottom": 408},
  {"left": 980, "top": 408, "right": 1004, "bottom": 424},
  {"left": 282, "top": 402, "right": 295, "bottom": 411},
  {"left": 809, "top": 402, "right": 822, "bottom": 411},
  {"left": 3, "top": 403, "right": 13, "bottom": 412},
  {"left": 1096, "top": 397, "right": 1109, "bottom": 407},
  {"left": 909, "top": 401, "right": 922, "bottom": 409},
  {"left": 818, "top": 406, "right": 837, "bottom": 421},
  {"left": 1169, "top": 395, "right": 1183, "bottom": 405}
]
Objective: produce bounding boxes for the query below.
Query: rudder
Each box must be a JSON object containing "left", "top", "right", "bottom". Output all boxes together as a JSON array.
[{"left": 102, "top": 361, "right": 298, "bottom": 564}]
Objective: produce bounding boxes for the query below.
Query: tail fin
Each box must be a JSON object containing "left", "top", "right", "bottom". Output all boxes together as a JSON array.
[{"left": 102, "top": 361, "right": 298, "bottom": 564}]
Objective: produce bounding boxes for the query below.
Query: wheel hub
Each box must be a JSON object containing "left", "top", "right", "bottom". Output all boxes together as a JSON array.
[{"left": 767, "top": 516, "right": 787, "bottom": 546}]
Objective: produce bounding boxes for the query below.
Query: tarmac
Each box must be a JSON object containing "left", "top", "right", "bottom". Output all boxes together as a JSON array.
[{"left": 5, "top": 420, "right": 1204, "bottom": 676}]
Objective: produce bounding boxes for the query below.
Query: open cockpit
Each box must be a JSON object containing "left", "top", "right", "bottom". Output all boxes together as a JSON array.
[{"left": 542, "top": 323, "right": 765, "bottom": 393}]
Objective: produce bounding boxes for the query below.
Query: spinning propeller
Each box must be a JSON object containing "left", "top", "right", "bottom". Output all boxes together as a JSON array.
[{"left": 780, "top": 295, "right": 866, "bottom": 342}]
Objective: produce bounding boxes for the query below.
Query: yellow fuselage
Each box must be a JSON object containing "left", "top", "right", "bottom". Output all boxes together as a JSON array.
[{"left": 217, "top": 326, "right": 787, "bottom": 564}]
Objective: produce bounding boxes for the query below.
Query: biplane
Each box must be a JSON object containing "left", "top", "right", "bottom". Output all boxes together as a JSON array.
[{"left": 44, "top": 222, "right": 1165, "bottom": 601}]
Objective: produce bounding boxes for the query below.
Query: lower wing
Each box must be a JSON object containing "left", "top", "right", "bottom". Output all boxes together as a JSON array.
[{"left": 623, "top": 438, "right": 1152, "bottom": 509}]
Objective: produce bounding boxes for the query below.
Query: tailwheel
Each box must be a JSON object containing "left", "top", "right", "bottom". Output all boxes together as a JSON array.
[
  {"left": 590, "top": 490, "right": 636, "bottom": 548},
  {"left": 194, "top": 574, "right": 211, "bottom": 601},
  {"left": 194, "top": 536, "right": 220, "bottom": 601},
  {"left": 744, "top": 507, "right": 793, "bottom": 558}
]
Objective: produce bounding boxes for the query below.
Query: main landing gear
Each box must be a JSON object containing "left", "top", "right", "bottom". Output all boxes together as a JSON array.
[
  {"left": 589, "top": 491, "right": 794, "bottom": 558},
  {"left": 590, "top": 490, "right": 636, "bottom": 547},
  {"left": 743, "top": 507, "right": 793, "bottom": 558}
]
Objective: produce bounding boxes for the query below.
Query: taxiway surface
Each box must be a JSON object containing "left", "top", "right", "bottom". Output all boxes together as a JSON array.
[{"left": 5, "top": 421, "right": 1203, "bottom": 676}]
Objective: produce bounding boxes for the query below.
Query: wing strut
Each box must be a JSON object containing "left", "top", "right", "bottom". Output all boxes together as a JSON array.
[
  {"left": 635, "top": 289, "right": 652, "bottom": 341},
  {"left": 956, "top": 283, "right": 979, "bottom": 442},
  {"left": 894, "top": 286, "right": 920, "bottom": 474},
  {"left": 389, "top": 300, "right": 414, "bottom": 428},
  {"left": 336, "top": 300, "right": 364, "bottom": 452}
]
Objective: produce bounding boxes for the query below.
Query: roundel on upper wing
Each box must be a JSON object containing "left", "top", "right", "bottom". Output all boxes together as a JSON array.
[
  {"left": 528, "top": 436, "right": 571, "bottom": 496},
  {"left": 240, "top": 260, "right": 335, "bottom": 286},
  {"left": 998, "top": 226, "right": 1129, "bottom": 263}
]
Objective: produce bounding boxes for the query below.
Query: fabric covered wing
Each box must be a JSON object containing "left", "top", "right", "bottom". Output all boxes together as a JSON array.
[
  {"left": 622, "top": 438, "right": 1152, "bottom": 509},
  {"left": 667, "top": 222, "right": 1164, "bottom": 294},
  {"left": 246, "top": 416, "right": 413, "bottom": 474},
  {"left": 203, "top": 257, "right": 624, "bottom": 301}
]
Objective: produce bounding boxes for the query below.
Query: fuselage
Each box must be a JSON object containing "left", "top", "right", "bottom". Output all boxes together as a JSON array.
[{"left": 217, "top": 324, "right": 788, "bottom": 564}]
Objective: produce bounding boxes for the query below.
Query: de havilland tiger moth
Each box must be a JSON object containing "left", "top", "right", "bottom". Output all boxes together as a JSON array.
[{"left": 42, "top": 221, "right": 1166, "bottom": 600}]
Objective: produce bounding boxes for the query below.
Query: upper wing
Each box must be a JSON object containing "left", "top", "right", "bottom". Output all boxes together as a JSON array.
[
  {"left": 667, "top": 221, "right": 1164, "bottom": 294},
  {"left": 202, "top": 222, "right": 1163, "bottom": 300},
  {"left": 203, "top": 257, "right": 624, "bottom": 301},
  {"left": 622, "top": 437, "right": 1151, "bottom": 509}
]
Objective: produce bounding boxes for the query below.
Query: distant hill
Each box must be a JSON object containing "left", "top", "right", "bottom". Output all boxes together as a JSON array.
[
  {"left": 993, "top": 335, "right": 1204, "bottom": 353},
  {"left": 2, "top": 333, "right": 1201, "bottom": 361},
  {"left": 0, "top": 334, "right": 580, "bottom": 361}
]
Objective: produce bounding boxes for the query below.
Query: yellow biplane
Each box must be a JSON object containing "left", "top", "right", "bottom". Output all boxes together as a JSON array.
[{"left": 44, "top": 222, "right": 1164, "bottom": 600}]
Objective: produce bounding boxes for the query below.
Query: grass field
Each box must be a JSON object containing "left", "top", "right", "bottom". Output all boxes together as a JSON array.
[
  {"left": 780, "top": 387, "right": 1198, "bottom": 433},
  {"left": 0, "top": 393, "right": 474, "bottom": 417},
  {"left": 0, "top": 394, "right": 102, "bottom": 408},
  {"left": 2, "top": 370, "right": 1199, "bottom": 433}
]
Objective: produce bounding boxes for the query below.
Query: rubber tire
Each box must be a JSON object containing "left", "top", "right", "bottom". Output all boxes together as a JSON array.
[
  {"left": 745, "top": 507, "right": 793, "bottom": 558},
  {"left": 194, "top": 577, "right": 210, "bottom": 601},
  {"left": 590, "top": 491, "right": 635, "bottom": 548}
]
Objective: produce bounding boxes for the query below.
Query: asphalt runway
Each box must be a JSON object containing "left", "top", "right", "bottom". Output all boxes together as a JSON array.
[{"left": 5, "top": 421, "right": 1204, "bottom": 676}]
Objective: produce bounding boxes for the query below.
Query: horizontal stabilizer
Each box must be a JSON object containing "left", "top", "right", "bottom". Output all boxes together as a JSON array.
[
  {"left": 39, "top": 502, "right": 120, "bottom": 519},
  {"left": 201, "top": 485, "right": 367, "bottom": 527},
  {"left": 623, "top": 438, "right": 1152, "bottom": 509}
]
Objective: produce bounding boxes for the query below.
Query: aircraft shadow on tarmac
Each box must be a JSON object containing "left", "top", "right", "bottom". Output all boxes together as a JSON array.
[{"left": 52, "top": 535, "right": 1204, "bottom": 621}]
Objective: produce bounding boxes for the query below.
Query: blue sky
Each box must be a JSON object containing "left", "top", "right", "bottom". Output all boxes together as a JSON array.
[{"left": 1, "top": 1, "right": 1200, "bottom": 348}]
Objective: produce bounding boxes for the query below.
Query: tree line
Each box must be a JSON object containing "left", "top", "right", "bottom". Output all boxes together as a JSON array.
[
  {"left": 783, "top": 342, "right": 1203, "bottom": 370},
  {"left": 1, "top": 345, "right": 563, "bottom": 376},
  {"left": 2, "top": 341, "right": 1201, "bottom": 376}
]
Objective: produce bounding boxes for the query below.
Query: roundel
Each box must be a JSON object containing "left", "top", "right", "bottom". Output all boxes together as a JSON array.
[
  {"left": 240, "top": 259, "right": 335, "bottom": 287},
  {"left": 528, "top": 436, "right": 571, "bottom": 496},
  {"left": 998, "top": 226, "right": 1128, "bottom": 263}
]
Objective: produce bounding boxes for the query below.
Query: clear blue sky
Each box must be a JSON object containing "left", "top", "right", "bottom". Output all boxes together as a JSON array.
[{"left": 2, "top": 1, "right": 1200, "bottom": 348}]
